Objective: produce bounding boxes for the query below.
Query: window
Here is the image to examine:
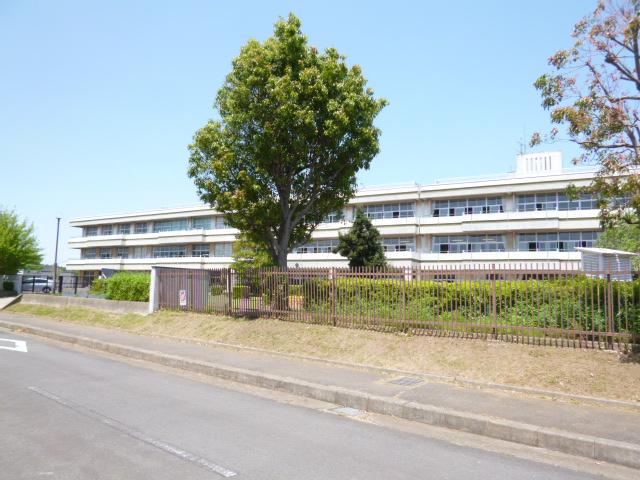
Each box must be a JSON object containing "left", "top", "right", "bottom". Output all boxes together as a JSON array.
[
  {"left": 153, "top": 245, "right": 187, "bottom": 258},
  {"left": 116, "top": 247, "right": 129, "bottom": 259},
  {"left": 132, "top": 246, "right": 146, "bottom": 258},
  {"left": 153, "top": 219, "right": 189, "bottom": 233},
  {"left": 382, "top": 237, "right": 415, "bottom": 252},
  {"left": 101, "top": 225, "right": 113, "bottom": 235},
  {"left": 517, "top": 192, "right": 597, "bottom": 212},
  {"left": 214, "top": 216, "right": 229, "bottom": 229},
  {"left": 118, "top": 224, "right": 131, "bottom": 235},
  {"left": 84, "top": 226, "right": 98, "bottom": 237},
  {"left": 192, "top": 244, "right": 210, "bottom": 257},
  {"left": 213, "top": 243, "right": 233, "bottom": 257},
  {"left": 433, "top": 197, "right": 503, "bottom": 217},
  {"left": 323, "top": 211, "right": 344, "bottom": 223},
  {"left": 134, "top": 223, "right": 148, "bottom": 234},
  {"left": 82, "top": 248, "right": 97, "bottom": 259},
  {"left": 292, "top": 239, "right": 339, "bottom": 254},
  {"left": 363, "top": 203, "right": 415, "bottom": 220},
  {"left": 517, "top": 231, "right": 599, "bottom": 252},
  {"left": 100, "top": 248, "right": 112, "bottom": 259},
  {"left": 192, "top": 217, "right": 213, "bottom": 230},
  {"left": 432, "top": 235, "right": 506, "bottom": 253}
]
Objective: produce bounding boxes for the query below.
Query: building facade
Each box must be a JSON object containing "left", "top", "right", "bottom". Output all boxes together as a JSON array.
[{"left": 67, "top": 152, "right": 604, "bottom": 275}]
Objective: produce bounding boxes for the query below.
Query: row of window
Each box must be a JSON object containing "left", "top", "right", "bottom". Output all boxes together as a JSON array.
[
  {"left": 81, "top": 193, "right": 606, "bottom": 238},
  {"left": 83, "top": 217, "right": 229, "bottom": 237},
  {"left": 517, "top": 193, "right": 597, "bottom": 212},
  {"left": 433, "top": 197, "right": 503, "bottom": 217},
  {"left": 80, "top": 231, "right": 599, "bottom": 260},
  {"left": 81, "top": 243, "right": 233, "bottom": 259},
  {"left": 291, "top": 237, "right": 417, "bottom": 254},
  {"left": 517, "top": 232, "right": 599, "bottom": 252},
  {"left": 432, "top": 232, "right": 599, "bottom": 253}
]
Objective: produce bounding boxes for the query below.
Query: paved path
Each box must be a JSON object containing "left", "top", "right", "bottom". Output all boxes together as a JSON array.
[
  {"left": 2, "top": 312, "right": 638, "bottom": 445},
  {"left": 0, "top": 329, "right": 613, "bottom": 479}
]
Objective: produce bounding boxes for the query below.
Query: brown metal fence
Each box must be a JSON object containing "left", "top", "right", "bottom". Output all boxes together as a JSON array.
[{"left": 155, "top": 265, "right": 640, "bottom": 350}]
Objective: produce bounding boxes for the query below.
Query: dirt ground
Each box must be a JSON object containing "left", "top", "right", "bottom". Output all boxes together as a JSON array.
[{"left": 8, "top": 304, "right": 640, "bottom": 403}]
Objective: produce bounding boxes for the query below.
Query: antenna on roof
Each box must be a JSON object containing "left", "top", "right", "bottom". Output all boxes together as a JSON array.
[{"left": 517, "top": 125, "right": 528, "bottom": 156}]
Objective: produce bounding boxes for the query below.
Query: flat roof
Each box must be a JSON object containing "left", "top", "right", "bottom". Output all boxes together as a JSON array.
[{"left": 70, "top": 164, "right": 600, "bottom": 226}]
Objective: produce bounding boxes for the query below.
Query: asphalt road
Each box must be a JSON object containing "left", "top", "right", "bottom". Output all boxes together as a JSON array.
[{"left": 0, "top": 331, "right": 607, "bottom": 480}]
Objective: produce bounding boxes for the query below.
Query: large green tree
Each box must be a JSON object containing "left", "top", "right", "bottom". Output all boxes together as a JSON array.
[
  {"left": 188, "top": 14, "right": 387, "bottom": 268},
  {"left": 532, "top": 0, "right": 640, "bottom": 226},
  {"left": 231, "top": 233, "right": 277, "bottom": 275},
  {"left": 0, "top": 209, "right": 43, "bottom": 274},
  {"left": 333, "top": 209, "right": 387, "bottom": 268}
]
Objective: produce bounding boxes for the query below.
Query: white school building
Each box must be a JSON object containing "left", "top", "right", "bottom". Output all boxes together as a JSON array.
[{"left": 67, "top": 152, "right": 605, "bottom": 276}]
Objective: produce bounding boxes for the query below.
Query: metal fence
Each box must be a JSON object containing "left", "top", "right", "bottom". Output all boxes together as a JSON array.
[
  {"left": 5, "top": 274, "right": 99, "bottom": 296},
  {"left": 155, "top": 265, "right": 640, "bottom": 350}
]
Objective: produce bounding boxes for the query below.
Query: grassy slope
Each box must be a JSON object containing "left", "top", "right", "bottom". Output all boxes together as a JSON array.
[{"left": 7, "top": 303, "right": 640, "bottom": 403}]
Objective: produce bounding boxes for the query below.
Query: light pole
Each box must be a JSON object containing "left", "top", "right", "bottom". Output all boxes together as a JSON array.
[{"left": 53, "top": 217, "right": 60, "bottom": 293}]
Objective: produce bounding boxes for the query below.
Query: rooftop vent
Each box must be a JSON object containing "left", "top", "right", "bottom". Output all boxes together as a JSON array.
[{"left": 516, "top": 151, "right": 562, "bottom": 175}]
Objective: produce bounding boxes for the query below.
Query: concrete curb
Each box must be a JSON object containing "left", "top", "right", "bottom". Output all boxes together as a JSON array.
[
  {"left": 2, "top": 319, "right": 639, "bottom": 470},
  {"left": 0, "top": 295, "right": 21, "bottom": 310}
]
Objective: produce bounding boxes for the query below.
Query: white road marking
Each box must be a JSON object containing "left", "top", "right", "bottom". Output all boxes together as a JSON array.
[
  {"left": 0, "top": 338, "right": 28, "bottom": 352},
  {"left": 28, "top": 386, "right": 237, "bottom": 478}
]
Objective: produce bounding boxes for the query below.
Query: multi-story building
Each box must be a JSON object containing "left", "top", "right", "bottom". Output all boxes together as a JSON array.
[{"left": 67, "top": 152, "right": 604, "bottom": 276}]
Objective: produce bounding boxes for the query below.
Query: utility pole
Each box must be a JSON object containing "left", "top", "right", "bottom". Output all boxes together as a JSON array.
[{"left": 53, "top": 217, "right": 60, "bottom": 293}]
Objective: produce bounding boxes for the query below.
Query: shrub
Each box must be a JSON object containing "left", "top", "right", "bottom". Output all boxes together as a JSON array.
[
  {"left": 2, "top": 281, "right": 14, "bottom": 292},
  {"left": 289, "top": 284, "right": 303, "bottom": 296},
  {"left": 232, "top": 285, "right": 249, "bottom": 299},
  {"left": 210, "top": 285, "right": 224, "bottom": 296},
  {"left": 105, "top": 272, "right": 150, "bottom": 302},
  {"left": 298, "top": 276, "right": 640, "bottom": 335},
  {"left": 89, "top": 277, "right": 108, "bottom": 296}
]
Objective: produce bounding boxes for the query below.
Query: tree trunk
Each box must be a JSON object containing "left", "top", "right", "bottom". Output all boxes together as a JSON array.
[{"left": 274, "top": 232, "right": 290, "bottom": 312}]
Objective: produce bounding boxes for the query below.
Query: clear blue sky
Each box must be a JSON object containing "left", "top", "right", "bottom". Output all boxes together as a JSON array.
[{"left": 0, "top": 0, "right": 588, "bottom": 266}]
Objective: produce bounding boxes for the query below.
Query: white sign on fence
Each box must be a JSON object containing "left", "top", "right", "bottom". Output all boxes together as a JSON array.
[{"left": 179, "top": 289, "right": 187, "bottom": 306}]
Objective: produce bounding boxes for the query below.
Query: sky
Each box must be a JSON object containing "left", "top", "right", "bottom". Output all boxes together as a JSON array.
[{"left": 0, "top": 0, "right": 590, "bottom": 266}]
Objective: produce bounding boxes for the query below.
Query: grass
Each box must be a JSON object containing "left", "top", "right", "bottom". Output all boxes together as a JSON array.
[{"left": 7, "top": 303, "right": 640, "bottom": 403}]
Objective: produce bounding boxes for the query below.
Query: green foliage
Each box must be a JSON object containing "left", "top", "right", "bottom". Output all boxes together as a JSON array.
[
  {"left": 2, "top": 281, "right": 15, "bottom": 292},
  {"left": 333, "top": 209, "right": 387, "bottom": 268},
  {"left": 289, "top": 284, "right": 303, "bottom": 296},
  {"left": 532, "top": 1, "right": 640, "bottom": 226},
  {"left": 232, "top": 285, "right": 249, "bottom": 299},
  {"left": 597, "top": 223, "right": 640, "bottom": 269},
  {"left": 0, "top": 209, "right": 43, "bottom": 274},
  {"left": 188, "top": 13, "right": 387, "bottom": 266},
  {"left": 210, "top": 285, "right": 224, "bottom": 296},
  {"left": 299, "top": 276, "right": 640, "bottom": 335},
  {"left": 231, "top": 233, "right": 277, "bottom": 275},
  {"left": 104, "top": 272, "right": 150, "bottom": 302},
  {"left": 89, "top": 277, "right": 108, "bottom": 296}
]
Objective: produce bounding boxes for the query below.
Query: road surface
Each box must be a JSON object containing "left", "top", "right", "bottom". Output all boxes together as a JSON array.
[{"left": 0, "top": 331, "right": 615, "bottom": 479}]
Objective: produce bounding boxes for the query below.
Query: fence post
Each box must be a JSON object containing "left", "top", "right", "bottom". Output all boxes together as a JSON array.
[
  {"left": 402, "top": 267, "right": 407, "bottom": 331},
  {"left": 606, "top": 273, "right": 614, "bottom": 348},
  {"left": 330, "top": 267, "right": 337, "bottom": 326},
  {"left": 148, "top": 266, "right": 158, "bottom": 315},
  {"left": 491, "top": 264, "right": 497, "bottom": 339},
  {"left": 58, "top": 276, "right": 63, "bottom": 293},
  {"left": 74, "top": 275, "right": 78, "bottom": 295},
  {"left": 227, "top": 268, "right": 233, "bottom": 315}
]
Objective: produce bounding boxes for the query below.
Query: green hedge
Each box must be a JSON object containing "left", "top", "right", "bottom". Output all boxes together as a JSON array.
[
  {"left": 89, "top": 277, "right": 108, "bottom": 295},
  {"left": 296, "top": 277, "right": 640, "bottom": 335},
  {"left": 104, "top": 272, "right": 150, "bottom": 302}
]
